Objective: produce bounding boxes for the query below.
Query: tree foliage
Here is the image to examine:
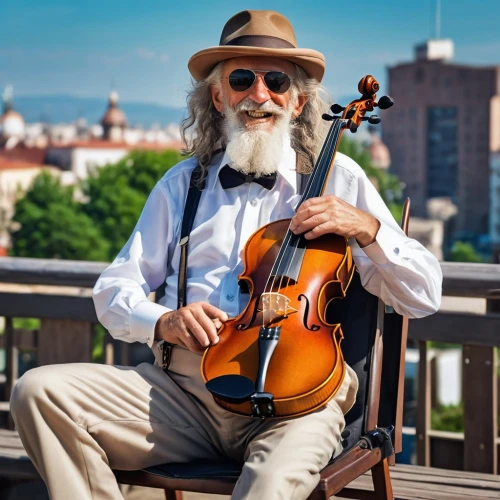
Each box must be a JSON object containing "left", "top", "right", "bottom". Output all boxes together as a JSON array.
[
  {"left": 449, "top": 241, "right": 483, "bottom": 263},
  {"left": 9, "top": 150, "right": 184, "bottom": 262},
  {"left": 338, "top": 136, "right": 404, "bottom": 222},
  {"left": 10, "top": 171, "right": 109, "bottom": 261},
  {"left": 82, "top": 149, "right": 184, "bottom": 259}
]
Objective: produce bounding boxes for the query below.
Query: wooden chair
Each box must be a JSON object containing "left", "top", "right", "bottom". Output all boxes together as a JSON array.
[{"left": 114, "top": 200, "right": 411, "bottom": 500}]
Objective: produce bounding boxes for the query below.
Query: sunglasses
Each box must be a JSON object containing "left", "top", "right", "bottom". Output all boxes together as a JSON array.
[{"left": 228, "top": 69, "right": 292, "bottom": 94}]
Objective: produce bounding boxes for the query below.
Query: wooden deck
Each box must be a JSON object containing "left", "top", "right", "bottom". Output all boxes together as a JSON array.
[{"left": 1, "top": 430, "right": 500, "bottom": 499}]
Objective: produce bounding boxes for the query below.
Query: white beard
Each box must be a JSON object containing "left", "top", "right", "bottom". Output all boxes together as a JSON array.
[{"left": 223, "top": 99, "right": 294, "bottom": 177}]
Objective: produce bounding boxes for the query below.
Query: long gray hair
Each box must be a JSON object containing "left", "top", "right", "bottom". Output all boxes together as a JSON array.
[{"left": 180, "top": 63, "right": 330, "bottom": 174}]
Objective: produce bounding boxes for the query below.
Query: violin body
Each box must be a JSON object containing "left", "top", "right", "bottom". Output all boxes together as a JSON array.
[{"left": 201, "top": 218, "right": 355, "bottom": 417}]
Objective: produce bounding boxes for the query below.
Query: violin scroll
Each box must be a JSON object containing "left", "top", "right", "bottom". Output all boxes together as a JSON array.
[
  {"left": 358, "top": 75, "right": 379, "bottom": 94},
  {"left": 323, "top": 74, "right": 394, "bottom": 133}
]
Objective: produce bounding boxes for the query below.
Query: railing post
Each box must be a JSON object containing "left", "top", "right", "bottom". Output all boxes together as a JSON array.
[
  {"left": 416, "top": 340, "right": 431, "bottom": 466},
  {"left": 4, "top": 317, "right": 17, "bottom": 402},
  {"left": 463, "top": 342, "right": 498, "bottom": 474},
  {"left": 4, "top": 317, "right": 18, "bottom": 430},
  {"left": 38, "top": 319, "right": 93, "bottom": 365}
]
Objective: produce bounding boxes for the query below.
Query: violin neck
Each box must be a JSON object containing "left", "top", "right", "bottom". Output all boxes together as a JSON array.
[
  {"left": 297, "top": 119, "right": 345, "bottom": 208},
  {"left": 268, "top": 119, "right": 346, "bottom": 282}
]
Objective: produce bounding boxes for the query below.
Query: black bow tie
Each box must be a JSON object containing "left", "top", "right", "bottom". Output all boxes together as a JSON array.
[{"left": 218, "top": 165, "right": 277, "bottom": 190}]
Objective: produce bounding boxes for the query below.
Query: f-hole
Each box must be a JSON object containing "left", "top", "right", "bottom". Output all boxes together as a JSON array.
[
  {"left": 298, "top": 294, "right": 320, "bottom": 331},
  {"left": 237, "top": 293, "right": 262, "bottom": 331}
]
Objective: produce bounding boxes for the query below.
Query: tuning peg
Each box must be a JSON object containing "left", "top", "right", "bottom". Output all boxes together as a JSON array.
[
  {"left": 348, "top": 121, "right": 358, "bottom": 133},
  {"left": 361, "top": 115, "right": 381, "bottom": 124},
  {"left": 345, "top": 107, "right": 356, "bottom": 119},
  {"left": 377, "top": 96, "right": 394, "bottom": 110},
  {"left": 322, "top": 114, "right": 334, "bottom": 121},
  {"left": 330, "top": 104, "right": 345, "bottom": 114}
]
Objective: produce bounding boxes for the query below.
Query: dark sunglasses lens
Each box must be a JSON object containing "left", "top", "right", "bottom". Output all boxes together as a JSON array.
[
  {"left": 264, "top": 72, "right": 291, "bottom": 93},
  {"left": 228, "top": 69, "right": 255, "bottom": 92}
]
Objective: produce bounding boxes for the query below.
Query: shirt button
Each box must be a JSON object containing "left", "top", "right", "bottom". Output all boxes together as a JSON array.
[
  {"left": 226, "top": 293, "right": 234, "bottom": 302},
  {"left": 250, "top": 199, "right": 257, "bottom": 207},
  {"left": 393, "top": 247, "right": 400, "bottom": 255}
]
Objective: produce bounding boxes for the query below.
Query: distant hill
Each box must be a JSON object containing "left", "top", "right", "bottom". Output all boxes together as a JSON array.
[
  {"left": 14, "top": 95, "right": 185, "bottom": 127},
  {"left": 13, "top": 93, "right": 371, "bottom": 130}
]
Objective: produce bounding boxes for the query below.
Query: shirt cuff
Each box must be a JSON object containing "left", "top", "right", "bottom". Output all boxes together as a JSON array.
[
  {"left": 129, "top": 300, "right": 172, "bottom": 348},
  {"left": 360, "top": 221, "right": 406, "bottom": 266}
]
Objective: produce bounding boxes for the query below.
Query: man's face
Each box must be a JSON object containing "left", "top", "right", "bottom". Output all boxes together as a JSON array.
[{"left": 211, "top": 56, "right": 307, "bottom": 133}]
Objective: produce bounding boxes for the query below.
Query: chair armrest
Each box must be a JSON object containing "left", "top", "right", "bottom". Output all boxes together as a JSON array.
[{"left": 309, "top": 445, "right": 382, "bottom": 499}]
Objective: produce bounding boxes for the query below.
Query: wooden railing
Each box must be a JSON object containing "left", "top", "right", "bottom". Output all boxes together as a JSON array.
[
  {"left": 0, "top": 257, "right": 499, "bottom": 473},
  {"left": 409, "top": 262, "right": 500, "bottom": 474}
]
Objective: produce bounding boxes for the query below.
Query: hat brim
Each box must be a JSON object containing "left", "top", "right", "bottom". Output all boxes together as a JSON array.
[{"left": 188, "top": 46, "right": 325, "bottom": 82}]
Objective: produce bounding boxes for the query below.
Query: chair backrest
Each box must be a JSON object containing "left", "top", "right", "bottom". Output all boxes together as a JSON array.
[
  {"left": 329, "top": 199, "right": 410, "bottom": 455},
  {"left": 327, "top": 271, "right": 380, "bottom": 452}
]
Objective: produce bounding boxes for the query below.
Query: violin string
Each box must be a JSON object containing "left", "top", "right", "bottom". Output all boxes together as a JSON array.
[
  {"left": 266, "top": 119, "right": 341, "bottom": 300},
  {"left": 263, "top": 118, "right": 337, "bottom": 300},
  {"left": 280, "top": 120, "right": 343, "bottom": 291},
  {"left": 279, "top": 120, "right": 340, "bottom": 291},
  {"left": 263, "top": 119, "right": 342, "bottom": 320}
]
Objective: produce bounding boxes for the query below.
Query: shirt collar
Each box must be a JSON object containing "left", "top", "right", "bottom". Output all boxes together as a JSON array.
[{"left": 208, "top": 132, "right": 296, "bottom": 191}]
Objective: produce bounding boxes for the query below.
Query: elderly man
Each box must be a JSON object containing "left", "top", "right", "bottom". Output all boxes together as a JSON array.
[{"left": 11, "top": 10, "right": 442, "bottom": 500}]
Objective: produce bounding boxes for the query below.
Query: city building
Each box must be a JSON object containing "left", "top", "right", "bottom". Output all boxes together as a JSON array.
[
  {"left": 383, "top": 39, "right": 500, "bottom": 241},
  {"left": 367, "top": 132, "right": 391, "bottom": 170},
  {"left": 101, "top": 91, "right": 128, "bottom": 142},
  {"left": 0, "top": 86, "right": 183, "bottom": 253},
  {"left": 0, "top": 86, "right": 25, "bottom": 149}
]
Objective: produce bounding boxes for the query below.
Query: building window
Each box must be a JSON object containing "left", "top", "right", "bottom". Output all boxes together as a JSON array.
[{"left": 427, "top": 107, "right": 458, "bottom": 200}]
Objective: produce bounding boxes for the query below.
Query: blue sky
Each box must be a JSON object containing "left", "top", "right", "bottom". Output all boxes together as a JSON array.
[{"left": 1, "top": 0, "right": 499, "bottom": 107}]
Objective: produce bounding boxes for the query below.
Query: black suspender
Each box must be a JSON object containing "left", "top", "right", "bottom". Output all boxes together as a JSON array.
[{"left": 177, "top": 164, "right": 205, "bottom": 310}]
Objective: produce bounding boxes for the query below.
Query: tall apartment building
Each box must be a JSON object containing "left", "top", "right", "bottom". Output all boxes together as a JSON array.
[{"left": 383, "top": 39, "right": 500, "bottom": 240}]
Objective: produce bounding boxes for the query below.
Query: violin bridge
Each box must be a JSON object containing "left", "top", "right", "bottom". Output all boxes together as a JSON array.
[{"left": 260, "top": 292, "right": 298, "bottom": 321}]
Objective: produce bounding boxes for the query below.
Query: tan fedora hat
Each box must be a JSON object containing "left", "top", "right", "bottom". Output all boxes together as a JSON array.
[{"left": 188, "top": 10, "right": 325, "bottom": 82}]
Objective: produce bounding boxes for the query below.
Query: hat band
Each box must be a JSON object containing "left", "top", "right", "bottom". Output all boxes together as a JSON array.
[{"left": 222, "top": 35, "right": 295, "bottom": 49}]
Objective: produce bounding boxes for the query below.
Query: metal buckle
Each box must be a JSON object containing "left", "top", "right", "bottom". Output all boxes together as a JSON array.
[
  {"left": 161, "top": 342, "right": 174, "bottom": 371},
  {"left": 250, "top": 392, "right": 275, "bottom": 419}
]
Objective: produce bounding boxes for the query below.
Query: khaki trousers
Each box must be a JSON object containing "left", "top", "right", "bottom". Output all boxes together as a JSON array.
[{"left": 10, "top": 345, "right": 358, "bottom": 500}]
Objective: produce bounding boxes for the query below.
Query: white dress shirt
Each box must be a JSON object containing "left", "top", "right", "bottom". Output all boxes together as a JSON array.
[{"left": 93, "top": 138, "right": 442, "bottom": 348}]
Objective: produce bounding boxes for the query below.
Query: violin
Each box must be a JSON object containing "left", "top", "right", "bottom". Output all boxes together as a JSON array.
[{"left": 201, "top": 75, "right": 394, "bottom": 418}]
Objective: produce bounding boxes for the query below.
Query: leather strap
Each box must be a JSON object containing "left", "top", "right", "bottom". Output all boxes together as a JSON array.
[
  {"left": 296, "top": 171, "right": 310, "bottom": 196},
  {"left": 177, "top": 164, "right": 205, "bottom": 309}
]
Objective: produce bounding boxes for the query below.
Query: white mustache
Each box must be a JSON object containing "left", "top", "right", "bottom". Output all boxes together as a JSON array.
[{"left": 233, "top": 99, "right": 285, "bottom": 116}]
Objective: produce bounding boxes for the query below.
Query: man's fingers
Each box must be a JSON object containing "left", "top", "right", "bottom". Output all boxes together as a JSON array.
[
  {"left": 183, "top": 311, "right": 211, "bottom": 348},
  {"left": 292, "top": 211, "right": 331, "bottom": 235},
  {"left": 304, "top": 221, "right": 333, "bottom": 240},
  {"left": 192, "top": 308, "right": 220, "bottom": 345},
  {"left": 291, "top": 201, "right": 330, "bottom": 230},
  {"left": 200, "top": 302, "right": 229, "bottom": 322}
]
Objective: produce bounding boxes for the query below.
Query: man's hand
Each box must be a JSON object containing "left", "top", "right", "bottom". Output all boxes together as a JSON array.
[
  {"left": 290, "top": 195, "right": 381, "bottom": 248},
  {"left": 154, "top": 302, "right": 228, "bottom": 354}
]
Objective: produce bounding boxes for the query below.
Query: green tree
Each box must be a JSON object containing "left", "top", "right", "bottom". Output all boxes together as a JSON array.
[
  {"left": 338, "top": 137, "right": 404, "bottom": 222},
  {"left": 9, "top": 171, "right": 110, "bottom": 261},
  {"left": 449, "top": 241, "right": 483, "bottom": 263},
  {"left": 82, "top": 149, "right": 184, "bottom": 260}
]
